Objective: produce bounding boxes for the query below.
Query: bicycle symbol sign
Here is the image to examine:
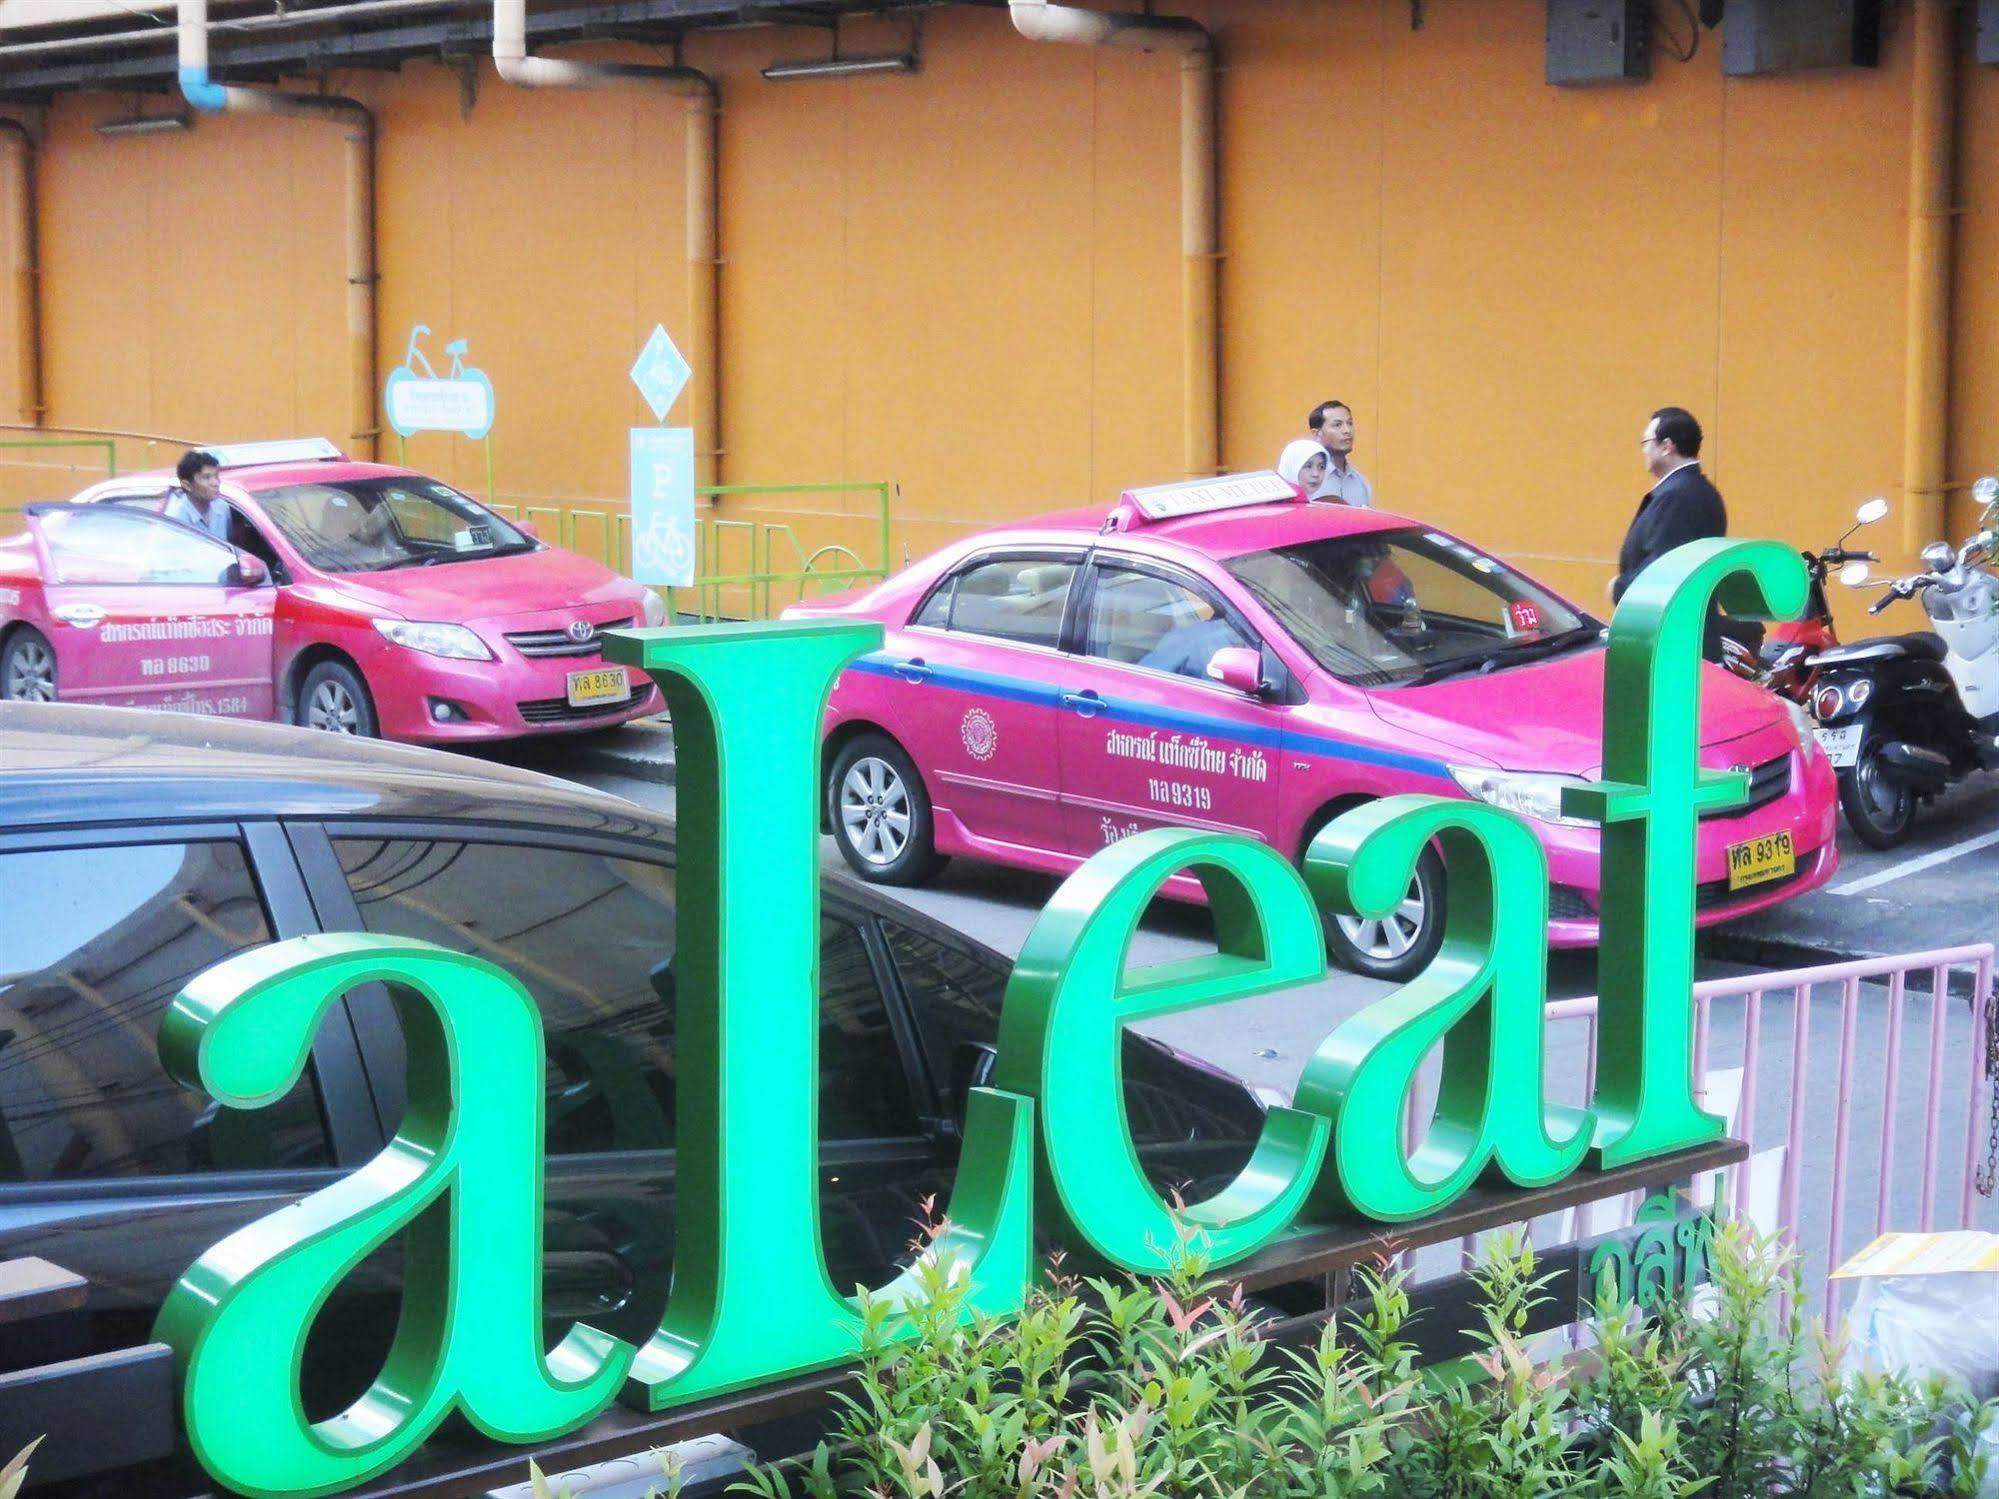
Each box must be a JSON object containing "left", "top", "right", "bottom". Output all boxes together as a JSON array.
[
  {"left": 630, "top": 426, "right": 696, "bottom": 587},
  {"left": 382, "top": 324, "right": 496, "bottom": 439}
]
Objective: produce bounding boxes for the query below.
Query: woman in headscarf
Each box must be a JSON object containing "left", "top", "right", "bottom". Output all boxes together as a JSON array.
[{"left": 1277, "top": 438, "right": 1330, "bottom": 498}]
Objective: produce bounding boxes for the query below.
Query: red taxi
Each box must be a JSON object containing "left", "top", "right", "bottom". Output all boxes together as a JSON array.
[
  {"left": 0, "top": 440, "right": 662, "bottom": 741},
  {"left": 785, "top": 472, "right": 1839, "bottom": 978}
]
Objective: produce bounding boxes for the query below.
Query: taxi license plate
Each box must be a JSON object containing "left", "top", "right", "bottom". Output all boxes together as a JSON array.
[
  {"left": 565, "top": 667, "right": 630, "bottom": 708},
  {"left": 1726, "top": 829, "right": 1795, "bottom": 892}
]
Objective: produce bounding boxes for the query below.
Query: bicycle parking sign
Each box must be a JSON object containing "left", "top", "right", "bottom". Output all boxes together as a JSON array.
[{"left": 382, "top": 324, "right": 496, "bottom": 440}]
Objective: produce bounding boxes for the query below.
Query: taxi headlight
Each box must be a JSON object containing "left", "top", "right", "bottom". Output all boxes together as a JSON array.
[
  {"left": 373, "top": 619, "right": 493, "bottom": 661},
  {"left": 641, "top": 588, "right": 669, "bottom": 628},
  {"left": 1449, "top": 765, "right": 1594, "bottom": 828},
  {"left": 1783, "top": 697, "right": 1819, "bottom": 764}
]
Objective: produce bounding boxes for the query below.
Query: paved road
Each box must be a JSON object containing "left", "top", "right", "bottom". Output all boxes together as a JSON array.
[
  {"left": 1719, "top": 774, "right": 1999, "bottom": 965},
  {"left": 490, "top": 733, "right": 1999, "bottom": 1310}
]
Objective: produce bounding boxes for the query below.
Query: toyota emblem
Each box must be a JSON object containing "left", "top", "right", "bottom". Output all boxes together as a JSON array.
[{"left": 567, "top": 620, "right": 595, "bottom": 644}]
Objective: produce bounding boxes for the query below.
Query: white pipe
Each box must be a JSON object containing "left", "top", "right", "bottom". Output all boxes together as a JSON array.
[
  {"left": 491, "top": 0, "right": 722, "bottom": 479},
  {"left": 1008, "top": 0, "right": 1218, "bottom": 478},
  {"left": 178, "top": 0, "right": 378, "bottom": 456},
  {"left": 1007, "top": 0, "right": 1206, "bottom": 51}
]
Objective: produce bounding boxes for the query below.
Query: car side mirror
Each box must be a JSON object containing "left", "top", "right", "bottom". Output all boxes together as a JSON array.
[
  {"left": 230, "top": 552, "right": 269, "bottom": 588},
  {"left": 1205, "top": 645, "right": 1268, "bottom": 697},
  {"left": 514, "top": 517, "right": 540, "bottom": 540}
]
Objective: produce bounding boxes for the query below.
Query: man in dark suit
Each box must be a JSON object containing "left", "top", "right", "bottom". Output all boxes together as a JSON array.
[{"left": 1614, "top": 406, "right": 1730, "bottom": 657}]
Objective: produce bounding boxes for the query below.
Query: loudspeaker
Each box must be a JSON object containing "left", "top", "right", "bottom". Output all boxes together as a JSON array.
[
  {"left": 1722, "top": 0, "right": 1882, "bottom": 76},
  {"left": 1546, "top": 0, "right": 1650, "bottom": 86}
]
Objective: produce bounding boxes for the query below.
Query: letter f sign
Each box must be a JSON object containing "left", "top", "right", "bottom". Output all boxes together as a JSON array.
[{"left": 1564, "top": 539, "right": 1808, "bottom": 1168}]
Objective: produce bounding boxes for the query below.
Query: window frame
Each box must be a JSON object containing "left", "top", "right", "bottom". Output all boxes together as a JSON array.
[
  {"left": 0, "top": 819, "right": 380, "bottom": 1204},
  {"left": 903, "top": 547, "right": 1090, "bottom": 657},
  {"left": 1072, "top": 552, "right": 1268, "bottom": 686},
  {"left": 291, "top": 818, "right": 942, "bottom": 1153},
  {"left": 28, "top": 503, "right": 247, "bottom": 590}
]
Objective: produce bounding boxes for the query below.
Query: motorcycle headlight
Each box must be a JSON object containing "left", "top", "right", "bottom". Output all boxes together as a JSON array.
[
  {"left": 372, "top": 618, "right": 493, "bottom": 661},
  {"left": 1449, "top": 766, "right": 1594, "bottom": 828},
  {"left": 641, "top": 588, "right": 669, "bottom": 628},
  {"left": 1783, "top": 697, "right": 1818, "bottom": 763}
]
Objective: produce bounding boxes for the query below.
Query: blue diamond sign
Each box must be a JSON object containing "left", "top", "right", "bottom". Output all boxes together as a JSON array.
[{"left": 630, "top": 324, "right": 691, "bottom": 423}]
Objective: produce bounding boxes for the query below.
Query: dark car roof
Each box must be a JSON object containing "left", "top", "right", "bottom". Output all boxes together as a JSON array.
[
  {"left": 0, "top": 702, "right": 657, "bottom": 836},
  {"left": 0, "top": 702, "right": 1006, "bottom": 964}
]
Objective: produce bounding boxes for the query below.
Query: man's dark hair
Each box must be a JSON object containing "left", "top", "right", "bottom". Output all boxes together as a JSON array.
[
  {"left": 1650, "top": 407, "right": 1703, "bottom": 459},
  {"left": 177, "top": 449, "right": 221, "bottom": 485},
  {"left": 1308, "top": 400, "right": 1351, "bottom": 433}
]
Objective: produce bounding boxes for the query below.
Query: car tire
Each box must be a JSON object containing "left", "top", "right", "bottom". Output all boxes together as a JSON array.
[
  {"left": 827, "top": 733, "right": 947, "bottom": 886},
  {"left": 1, "top": 627, "right": 56, "bottom": 702},
  {"left": 1838, "top": 738, "right": 1916, "bottom": 850},
  {"left": 297, "top": 659, "right": 379, "bottom": 738},
  {"left": 1310, "top": 812, "right": 1447, "bottom": 982}
]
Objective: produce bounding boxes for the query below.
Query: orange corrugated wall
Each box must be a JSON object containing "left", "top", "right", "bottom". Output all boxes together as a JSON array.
[{"left": 4, "top": 0, "right": 1995, "bottom": 632}]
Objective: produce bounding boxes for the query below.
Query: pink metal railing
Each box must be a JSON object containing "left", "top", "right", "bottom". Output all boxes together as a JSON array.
[{"left": 1537, "top": 943, "right": 1997, "bottom": 1315}]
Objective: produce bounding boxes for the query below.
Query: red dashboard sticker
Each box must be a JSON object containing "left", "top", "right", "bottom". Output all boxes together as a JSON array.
[{"left": 1510, "top": 600, "right": 1542, "bottom": 633}]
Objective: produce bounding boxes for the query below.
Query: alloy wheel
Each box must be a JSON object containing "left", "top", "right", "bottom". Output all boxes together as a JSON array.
[
  {"left": 839, "top": 756, "right": 912, "bottom": 868},
  {"left": 307, "top": 679, "right": 362, "bottom": 734},
  {"left": 1334, "top": 875, "right": 1427, "bottom": 962},
  {"left": 3, "top": 638, "right": 55, "bottom": 702}
]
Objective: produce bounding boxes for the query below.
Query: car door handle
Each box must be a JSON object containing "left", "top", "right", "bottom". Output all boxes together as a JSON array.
[
  {"left": 1061, "top": 691, "right": 1105, "bottom": 717},
  {"left": 892, "top": 657, "right": 932, "bottom": 684}
]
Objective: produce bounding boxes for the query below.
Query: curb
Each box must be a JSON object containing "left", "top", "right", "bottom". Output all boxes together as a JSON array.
[{"left": 564, "top": 717, "right": 679, "bottom": 785}]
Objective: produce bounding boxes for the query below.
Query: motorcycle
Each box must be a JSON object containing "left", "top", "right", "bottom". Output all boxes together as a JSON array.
[
  {"left": 1808, "top": 478, "right": 1999, "bottom": 849},
  {"left": 1718, "top": 495, "right": 1887, "bottom": 700}
]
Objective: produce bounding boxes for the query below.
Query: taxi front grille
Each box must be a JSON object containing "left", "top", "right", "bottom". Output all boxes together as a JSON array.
[
  {"left": 517, "top": 683, "right": 653, "bottom": 724},
  {"left": 1697, "top": 753, "right": 1792, "bottom": 820},
  {"left": 505, "top": 615, "right": 635, "bottom": 658}
]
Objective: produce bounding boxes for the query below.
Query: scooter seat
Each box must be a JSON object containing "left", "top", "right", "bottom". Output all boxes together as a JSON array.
[{"left": 1813, "top": 632, "right": 1948, "bottom": 668}]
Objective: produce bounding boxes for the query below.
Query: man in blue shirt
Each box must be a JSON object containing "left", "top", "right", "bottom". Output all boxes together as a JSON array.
[{"left": 161, "top": 449, "right": 234, "bottom": 544}]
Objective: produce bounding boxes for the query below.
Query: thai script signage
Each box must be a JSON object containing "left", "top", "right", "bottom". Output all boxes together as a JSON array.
[{"left": 149, "top": 537, "right": 1809, "bottom": 1498}]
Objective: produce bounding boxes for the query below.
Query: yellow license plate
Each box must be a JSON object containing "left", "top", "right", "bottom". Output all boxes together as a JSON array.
[
  {"left": 1726, "top": 829, "right": 1795, "bottom": 891},
  {"left": 565, "top": 667, "right": 630, "bottom": 707}
]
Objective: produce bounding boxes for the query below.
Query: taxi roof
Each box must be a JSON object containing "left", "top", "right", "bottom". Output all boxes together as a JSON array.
[{"left": 1011, "top": 494, "right": 1411, "bottom": 561}]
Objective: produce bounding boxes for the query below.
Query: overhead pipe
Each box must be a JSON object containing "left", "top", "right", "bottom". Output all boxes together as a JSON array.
[
  {"left": 1008, "top": 0, "right": 1217, "bottom": 479},
  {"left": 0, "top": 118, "right": 43, "bottom": 426},
  {"left": 1901, "top": 0, "right": 1956, "bottom": 555},
  {"left": 178, "top": 0, "right": 378, "bottom": 458},
  {"left": 492, "top": 0, "right": 721, "bottom": 481}
]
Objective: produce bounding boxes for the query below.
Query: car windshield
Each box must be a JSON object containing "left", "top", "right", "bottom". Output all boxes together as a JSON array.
[
  {"left": 251, "top": 476, "right": 529, "bottom": 573},
  {"left": 1225, "top": 527, "right": 1594, "bottom": 688}
]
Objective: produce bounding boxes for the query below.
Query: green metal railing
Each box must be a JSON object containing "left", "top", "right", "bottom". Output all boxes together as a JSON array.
[
  {"left": 488, "top": 480, "right": 895, "bottom": 623},
  {"left": 0, "top": 436, "right": 120, "bottom": 530}
]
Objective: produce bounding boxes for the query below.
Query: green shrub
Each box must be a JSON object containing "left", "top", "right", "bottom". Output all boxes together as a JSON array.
[{"left": 730, "top": 1220, "right": 1997, "bottom": 1499}]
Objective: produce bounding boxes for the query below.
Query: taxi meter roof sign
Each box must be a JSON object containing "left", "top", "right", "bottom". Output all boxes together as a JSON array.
[
  {"left": 197, "top": 438, "right": 346, "bottom": 469},
  {"left": 1119, "top": 471, "right": 1303, "bottom": 523}
]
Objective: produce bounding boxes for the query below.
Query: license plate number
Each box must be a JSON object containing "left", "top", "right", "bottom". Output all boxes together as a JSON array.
[
  {"left": 1815, "top": 723, "right": 1862, "bottom": 768},
  {"left": 566, "top": 666, "right": 630, "bottom": 707},
  {"left": 1727, "top": 829, "right": 1796, "bottom": 891}
]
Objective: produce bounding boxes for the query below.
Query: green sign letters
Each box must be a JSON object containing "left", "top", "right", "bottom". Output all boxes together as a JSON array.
[{"left": 150, "top": 539, "right": 1805, "bottom": 1497}]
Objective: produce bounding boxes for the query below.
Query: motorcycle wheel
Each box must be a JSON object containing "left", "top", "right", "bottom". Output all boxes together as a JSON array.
[{"left": 1838, "top": 738, "right": 1917, "bottom": 850}]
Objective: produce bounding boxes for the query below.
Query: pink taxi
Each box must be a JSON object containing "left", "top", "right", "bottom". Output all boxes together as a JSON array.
[
  {"left": 785, "top": 472, "right": 1839, "bottom": 978},
  {"left": 0, "top": 440, "right": 663, "bottom": 742}
]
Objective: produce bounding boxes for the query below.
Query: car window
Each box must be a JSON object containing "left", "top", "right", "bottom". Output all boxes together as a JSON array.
[
  {"left": 1085, "top": 566, "right": 1253, "bottom": 678},
  {"left": 879, "top": 920, "right": 1261, "bottom": 1177},
  {"left": 36, "top": 506, "right": 240, "bottom": 587},
  {"left": 254, "top": 478, "right": 527, "bottom": 574},
  {"left": 329, "top": 838, "right": 924, "bottom": 1150},
  {"left": 0, "top": 841, "right": 329, "bottom": 1181},
  {"left": 930, "top": 556, "right": 1077, "bottom": 650},
  {"left": 1226, "top": 527, "right": 1589, "bottom": 688}
]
